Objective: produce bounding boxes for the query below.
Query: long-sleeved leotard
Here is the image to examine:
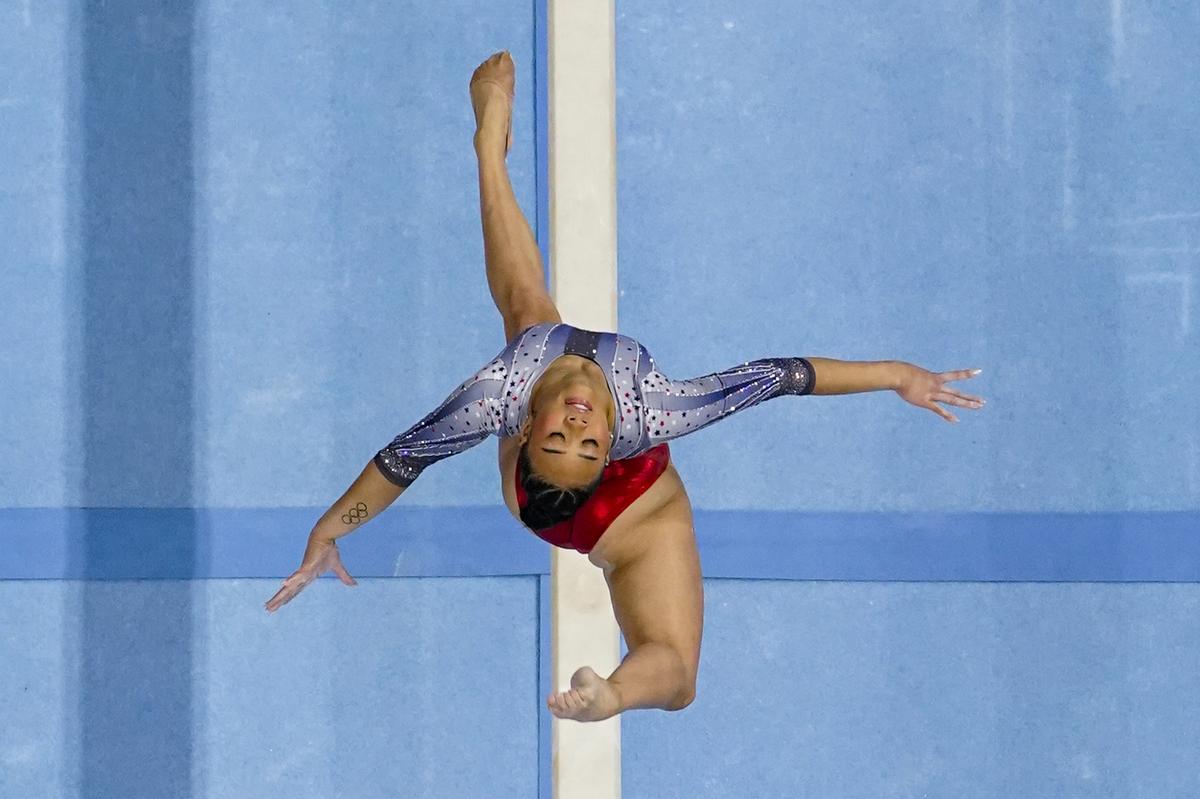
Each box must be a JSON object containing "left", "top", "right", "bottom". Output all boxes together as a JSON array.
[{"left": 373, "top": 322, "right": 815, "bottom": 487}]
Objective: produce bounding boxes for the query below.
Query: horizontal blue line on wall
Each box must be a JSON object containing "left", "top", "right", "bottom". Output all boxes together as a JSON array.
[
  {"left": 1, "top": 508, "right": 1197, "bottom": 581},
  {"left": 696, "top": 510, "right": 1200, "bottom": 582},
  {"left": 1, "top": 506, "right": 547, "bottom": 580}
]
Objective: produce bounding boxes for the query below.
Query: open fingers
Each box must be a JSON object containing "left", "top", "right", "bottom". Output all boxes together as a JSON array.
[
  {"left": 926, "top": 391, "right": 993, "bottom": 423},
  {"left": 935, "top": 369, "right": 985, "bottom": 405},
  {"left": 332, "top": 557, "right": 358, "bottom": 587},
  {"left": 264, "top": 582, "right": 298, "bottom": 613},
  {"left": 925, "top": 401, "right": 958, "bottom": 423},
  {"left": 264, "top": 571, "right": 312, "bottom": 613},
  {"left": 933, "top": 390, "right": 985, "bottom": 408}
]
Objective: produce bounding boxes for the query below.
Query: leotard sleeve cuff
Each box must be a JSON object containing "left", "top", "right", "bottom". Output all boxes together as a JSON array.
[
  {"left": 781, "top": 357, "right": 816, "bottom": 396},
  {"left": 373, "top": 449, "right": 423, "bottom": 488}
]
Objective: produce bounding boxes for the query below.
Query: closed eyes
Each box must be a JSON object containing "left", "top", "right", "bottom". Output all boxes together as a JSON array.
[{"left": 543, "top": 431, "right": 599, "bottom": 460}]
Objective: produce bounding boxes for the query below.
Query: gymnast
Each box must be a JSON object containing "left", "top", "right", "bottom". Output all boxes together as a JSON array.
[{"left": 265, "top": 51, "right": 987, "bottom": 722}]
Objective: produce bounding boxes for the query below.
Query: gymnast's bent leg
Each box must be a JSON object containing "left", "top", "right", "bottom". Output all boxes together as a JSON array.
[
  {"left": 470, "top": 51, "right": 561, "bottom": 342},
  {"left": 547, "top": 489, "right": 704, "bottom": 720}
]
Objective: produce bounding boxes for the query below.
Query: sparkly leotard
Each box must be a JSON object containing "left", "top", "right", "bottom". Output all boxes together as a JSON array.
[{"left": 373, "top": 323, "right": 815, "bottom": 549}]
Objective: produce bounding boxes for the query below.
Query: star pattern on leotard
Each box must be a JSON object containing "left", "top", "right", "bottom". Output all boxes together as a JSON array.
[{"left": 373, "top": 325, "right": 815, "bottom": 488}]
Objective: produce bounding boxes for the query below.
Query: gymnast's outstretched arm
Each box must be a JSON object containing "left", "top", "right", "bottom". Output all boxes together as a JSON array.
[
  {"left": 804, "top": 357, "right": 900, "bottom": 394},
  {"left": 262, "top": 462, "right": 407, "bottom": 613},
  {"left": 264, "top": 349, "right": 510, "bottom": 613},
  {"left": 641, "top": 355, "right": 984, "bottom": 448},
  {"left": 810, "top": 358, "right": 985, "bottom": 423}
]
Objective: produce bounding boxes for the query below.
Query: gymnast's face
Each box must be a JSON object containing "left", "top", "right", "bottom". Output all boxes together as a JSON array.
[{"left": 521, "top": 374, "right": 615, "bottom": 488}]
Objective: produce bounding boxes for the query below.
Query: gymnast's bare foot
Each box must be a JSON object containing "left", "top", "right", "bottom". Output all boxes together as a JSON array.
[
  {"left": 470, "top": 51, "right": 514, "bottom": 157},
  {"left": 547, "top": 666, "right": 622, "bottom": 722}
]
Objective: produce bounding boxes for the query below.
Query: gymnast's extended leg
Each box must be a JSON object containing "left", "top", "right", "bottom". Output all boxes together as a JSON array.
[
  {"left": 470, "top": 51, "right": 561, "bottom": 342},
  {"left": 548, "top": 487, "right": 704, "bottom": 720}
]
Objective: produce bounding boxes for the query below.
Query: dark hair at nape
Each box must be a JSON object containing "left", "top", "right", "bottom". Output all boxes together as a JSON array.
[{"left": 518, "top": 443, "right": 605, "bottom": 530}]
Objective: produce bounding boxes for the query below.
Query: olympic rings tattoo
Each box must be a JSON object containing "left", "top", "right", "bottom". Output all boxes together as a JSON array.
[{"left": 341, "top": 501, "right": 369, "bottom": 526}]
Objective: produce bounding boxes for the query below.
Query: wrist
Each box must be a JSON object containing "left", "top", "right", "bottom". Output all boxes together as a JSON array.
[
  {"left": 308, "top": 530, "right": 338, "bottom": 547},
  {"left": 887, "top": 361, "right": 912, "bottom": 390}
]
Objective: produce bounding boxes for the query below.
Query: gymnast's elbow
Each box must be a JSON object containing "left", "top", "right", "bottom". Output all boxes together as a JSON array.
[
  {"left": 767, "top": 356, "right": 817, "bottom": 396},
  {"left": 371, "top": 450, "right": 421, "bottom": 494}
]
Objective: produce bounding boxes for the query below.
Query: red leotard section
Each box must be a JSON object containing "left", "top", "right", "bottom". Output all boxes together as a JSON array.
[{"left": 514, "top": 443, "right": 671, "bottom": 554}]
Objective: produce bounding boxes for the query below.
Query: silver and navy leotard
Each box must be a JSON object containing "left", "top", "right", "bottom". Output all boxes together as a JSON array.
[{"left": 373, "top": 323, "right": 816, "bottom": 487}]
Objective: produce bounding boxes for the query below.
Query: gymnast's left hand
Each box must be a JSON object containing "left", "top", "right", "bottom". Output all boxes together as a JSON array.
[
  {"left": 893, "top": 362, "right": 986, "bottom": 424},
  {"left": 264, "top": 535, "right": 358, "bottom": 613}
]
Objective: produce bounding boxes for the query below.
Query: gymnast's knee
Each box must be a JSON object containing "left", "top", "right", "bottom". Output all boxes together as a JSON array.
[{"left": 666, "top": 680, "right": 696, "bottom": 711}]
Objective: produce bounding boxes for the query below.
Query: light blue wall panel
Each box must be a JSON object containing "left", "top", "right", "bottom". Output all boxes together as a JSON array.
[
  {"left": 615, "top": 0, "right": 1199, "bottom": 513},
  {"left": 624, "top": 580, "right": 1200, "bottom": 798},
  {"left": 0, "top": 578, "right": 539, "bottom": 799},
  {"left": 1, "top": 0, "right": 539, "bottom": 511},
  {"left": 616, "top": 2, "right": 1200, "bottom": 796},
  {"left": 1, "top": 2, "right": 547, "bottom": 798},
  {"left": 189, "top": 0, "right": 542, "bottom": 511}
]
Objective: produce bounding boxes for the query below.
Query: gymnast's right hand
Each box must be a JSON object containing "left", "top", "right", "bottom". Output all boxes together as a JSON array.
[{"left": 264, "top": 534, "right": 358, "bottom": 613}]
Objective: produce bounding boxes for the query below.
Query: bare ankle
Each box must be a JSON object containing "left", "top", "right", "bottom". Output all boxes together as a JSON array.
[
  {"left": 473, "top": 131, "right": 507, "bottom": 162},
  {"left": 607, "top": 678, "right": 627, "bottom": 714}
]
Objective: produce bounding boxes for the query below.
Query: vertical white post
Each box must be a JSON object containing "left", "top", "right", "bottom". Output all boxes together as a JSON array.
[{"left": 546, "top": 1, "right": 621, "bottom": 797}]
